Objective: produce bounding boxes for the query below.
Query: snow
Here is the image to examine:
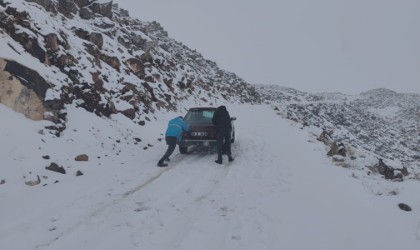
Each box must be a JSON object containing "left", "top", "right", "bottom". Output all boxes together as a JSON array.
[
  {"left": 94, "top": 0, "right": 112, "bottom": 4},
  {"left": 0, "top": 103, "right": 419, "bottom": 250}
]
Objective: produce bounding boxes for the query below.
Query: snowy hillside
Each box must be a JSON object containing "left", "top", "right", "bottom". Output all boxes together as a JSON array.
[
  {"left": 1, "top": 104, "right": 419, "bottom": 250},
  {"left": 257, "top": 85, "right": 420, "bottom": 168},
  {"left": 0, "top": 0, "right": 259, "bottom": 135}
]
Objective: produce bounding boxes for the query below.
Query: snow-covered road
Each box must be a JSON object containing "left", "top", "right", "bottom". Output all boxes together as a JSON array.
[{"left": 1, "top": 104, "right": 419, "bottom": 250}]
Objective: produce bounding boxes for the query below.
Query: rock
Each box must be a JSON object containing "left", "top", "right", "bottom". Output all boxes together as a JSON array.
[
  {"left": 25, "top": 175, "right": 41, "bottom": 186},
  {"left": 75, "top": 29, "right": 103, "bottom": 49},
  {"left": 401, "top": 167, "right": 409, "bottom": 176},
  {"left": 26, "top": 0, "right": 57, "bottom": 13},
  {"left": 119, "top": 8, "right": 129, "bottom": 17},
  {"left": 46, "top": 162, "right": 66, "bottom": 174},
  {"left": 91, "top": 71, "right": 104, "bottom": 89},
  {"left": 75, "top": 154, "right": 89, "bottom": 161},
  {"left": 0, "top": 59, "right": 49, "bottom": 120},
  {"left": 0, "top": 179, "right": 5, "bottom": 185},
  {"left": 10, "top": 28, "right": 47, "bottom": 63},
  {"left": 76, "top": 170, "right": 84, "bottom": 176},
  {"left": 45, "top": 33, "right": 59, "bottom": 52},
  {"left": 89, "top": 0, "right": 113, "bottom": 19},
  {"left": 337, "top": 143, "right": 346, "bottom": 157},
  {"left": 57, "top": 0, "right": 77, "bottom": 17},
  {"left": 3, "top": 59, "right": 50, "bottom": 100},
  {"left": 126, "top": 58, "right": 143, "bottom": 74},
  {"left": 332, "top": 155, "right": 345, "bottom": 162},
  {"left": 42, "top": 155, "right": 50, "bottom": 159},
  {"left": 99, "top": 53, "right": 120, "bottom": 71},
  {"left": 327, "top": 142, "right": 346, "bottom": 157},
  {"left": 79, "top": 7, "right": 93, "bottom": 20},
  {"left": 57, "top": 54, "right": 77, "bottom": 69},
  {"left": 398, "top": 203, "right": 412, "bottom": 212},
  {"left": 121, "top": 107, "right": 135, "bottom": 119},
  {"left": 74, "top": 0, "right": 90, "bottom": 8},
  {"left": 89, "top": 32, "right": 103, "bottom": 49},
  {"left": 369, "top": 159, "right": 405, "bottom": 181}
]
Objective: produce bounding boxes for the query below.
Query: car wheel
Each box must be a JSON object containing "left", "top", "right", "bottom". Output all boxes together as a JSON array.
[{"left": 179, "top": 146, "right": 188, "bottom": 154}]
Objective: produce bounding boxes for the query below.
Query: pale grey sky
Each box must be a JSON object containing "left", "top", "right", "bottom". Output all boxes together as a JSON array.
[{"left": 115, "top": 0, "right": 420, "bottom": 94}]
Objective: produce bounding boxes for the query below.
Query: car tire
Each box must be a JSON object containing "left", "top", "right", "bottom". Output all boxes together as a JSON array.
[{"left": 179, "top": 146, "right": 188, "bottom": 154}]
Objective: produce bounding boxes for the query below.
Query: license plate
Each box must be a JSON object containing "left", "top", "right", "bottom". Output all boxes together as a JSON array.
[{"left": 191, "top": 132, "right": 208, "bottom": 136}]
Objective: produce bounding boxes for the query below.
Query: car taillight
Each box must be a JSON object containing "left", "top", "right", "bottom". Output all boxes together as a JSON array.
[
  {"left": 182, "top": 131, "right": 188, "bottom": 138},
  {"left": 211, "top": 131, "right": 217, "bottom": 139}
]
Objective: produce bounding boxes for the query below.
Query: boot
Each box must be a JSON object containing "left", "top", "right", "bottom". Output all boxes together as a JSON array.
[
  {"left": 215, "top": 159, "right": 222, "bottom": 164},
  {"left": 228, "top": 156, "right": 234, "bottom": 162},
  {"left": 157, "top": 161, "right": 168, "bottom": 167}
]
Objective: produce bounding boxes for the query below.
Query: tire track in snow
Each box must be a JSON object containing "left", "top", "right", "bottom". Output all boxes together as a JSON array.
[
  {"left": 35, "top": 153, "right": 192, "bottom": 249},
  {"left": 134, "top": 152, "right": 235, "bottom": 250},
  {"left": 36, "top": 147, "right": 233, "bottom": 249},
  {"left": 123, "top": 152, "right": 189, "bottom": 197}
]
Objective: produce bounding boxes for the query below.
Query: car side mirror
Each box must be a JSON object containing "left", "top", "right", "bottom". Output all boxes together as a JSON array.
[{"left": 231, "top": 117, "right": 236, "bottom": 121}]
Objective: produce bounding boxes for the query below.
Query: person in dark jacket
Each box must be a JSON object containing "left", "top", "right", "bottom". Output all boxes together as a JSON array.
[
  {"left": 157, "top": 116, "right": 190, "bottom": 167},
  {"left": 212, "top": 105, "right": 234, "bottom": 164}
]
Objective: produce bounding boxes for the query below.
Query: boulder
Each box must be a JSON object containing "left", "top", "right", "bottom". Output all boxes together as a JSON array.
[
  {"left": 89, "top": 32, "right": 103, "bottom": 48},
  {"left": 121, "top": 107, "right": 136, "bottom": 119},
  {"left": 327, "top": 142, "right": 346, "bottom": 157},
  {"left": 119, "top": 8, "right": 129, "bottom": 17},
  {"left": 25, "top": 175, "right": 41, "bottom": 186},
  {"left": 74, "top": 29, "right": 103, "bottom": 48},
  {"left": 0, "top": 58, "right": 48, "bottom": 120},
  {"left": 75, "top": 154, "right": 89, "bottom": 161},
  {"left": 45, "top": 33, "right": 59, "bottom": 52},
  {"left": 79, "top": 7, "right": 93, "bottom": 19},
  {"left": 74, "top": 0, "right": 90, "bottom": 8},
  {"left": 368, "top": 159, "right": 409, "bottom": 181},
  {"left": 57, "top": 0, "right": 77, "bottom": 17},
  {"left": 398, "top": 203, "right": 412, "bottom": 212},
  {"left": 318, "top": 130, "right": 333, "bottom": 145},
  {"left": 332, "top": 155, "right": 345, "bottom": 162},
  {"left": 126, "top": 58, "right": 143, "bottom": 74},
  {"left": 89, "top": 0, "right": 113, "bottom": 19},
  {"left": 46, "top": 162, "right": 66, "bottom": 174},
  {"left": 337, "top": 143, "right": 346, "bottom": 157},
  {"left": 3, "top": 59, "right": 50, "bottom": 99},
  {"left": 26, "top": 0, "right": 57, "bottom": 13}
]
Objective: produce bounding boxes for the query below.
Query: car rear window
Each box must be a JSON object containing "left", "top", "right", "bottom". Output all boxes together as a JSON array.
[{"left": 184, "top": 109, "right": 215, "bottom": 125}]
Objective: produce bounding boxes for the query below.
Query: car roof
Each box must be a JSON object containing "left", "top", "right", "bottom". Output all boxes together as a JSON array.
[{"left": 188, "top": 107, "right": 216, "bottom": 111}]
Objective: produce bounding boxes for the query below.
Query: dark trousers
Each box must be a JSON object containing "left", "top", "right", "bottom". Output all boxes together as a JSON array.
[
  {"left": 158, "top": 136, "right": 177, "bottom": 164},
  {"left": 216, "top": 129, "right": 232, "bottom": 160}
]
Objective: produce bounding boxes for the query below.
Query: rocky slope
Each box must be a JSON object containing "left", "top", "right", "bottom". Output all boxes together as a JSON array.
[
  {"left": 257, "top": 85, "right": 420, "bottom": 169},
  {"left": 0, "top": 0, "right": 260, "bottom": 135},
  {"left": 1, "top": 1, "right": 418, "bottom": 181}
]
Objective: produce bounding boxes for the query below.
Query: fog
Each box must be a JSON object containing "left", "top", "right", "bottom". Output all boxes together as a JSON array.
[{"left": 115, "top": 0, "right": 420, "bottom": 94}]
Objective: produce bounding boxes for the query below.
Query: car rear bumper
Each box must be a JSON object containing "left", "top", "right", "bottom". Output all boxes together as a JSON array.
[{"left": 179, "top": 139, "right": 217, "bottom": 147}]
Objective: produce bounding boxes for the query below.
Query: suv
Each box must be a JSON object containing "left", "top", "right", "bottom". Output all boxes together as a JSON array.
[{"left": 179, "top": 107, "right": 236, "bottom": 154}]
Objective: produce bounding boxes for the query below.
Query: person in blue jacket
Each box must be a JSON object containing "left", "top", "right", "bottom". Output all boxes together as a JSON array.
[{"left": 157, "top": 116, "right": 190, "bottom": 167}]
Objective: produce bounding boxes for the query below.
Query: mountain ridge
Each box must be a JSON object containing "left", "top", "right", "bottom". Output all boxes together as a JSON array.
[{"left": 257, "top": 85, "right": 420, "bottom": 168}]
